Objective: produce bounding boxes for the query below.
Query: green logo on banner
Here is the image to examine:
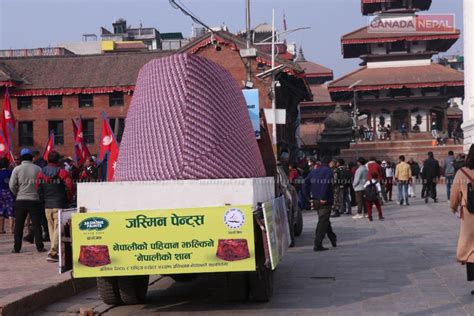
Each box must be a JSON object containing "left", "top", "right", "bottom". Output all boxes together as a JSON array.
[{"left": 79, "top": 217, "right": 109, "bottom": 231}]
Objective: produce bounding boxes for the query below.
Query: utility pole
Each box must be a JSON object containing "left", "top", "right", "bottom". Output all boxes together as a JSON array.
[
  {"left": 244, "top": 0, "right": 253, "bottom": 86},
  {"left": 246, "top": 0, "right": 251, "bottom": 49},
  {"left": 271, "top": 8, "right": 277, "bottom": 155}
]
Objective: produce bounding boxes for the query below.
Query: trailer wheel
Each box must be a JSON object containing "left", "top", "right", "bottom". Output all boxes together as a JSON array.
[
  {"left": 289, "top": 217, "right": 295, "bottom": 247},
  {"left": 117, "top": 275, "right": 149, "bottom": 305},
  {"left": 294, "top": 206, "right": 303, "bottom": 237},
  {"left": 248, "top": 266, "right": 274, "bottom": 302},
  {"left": 225, "top": 272, "right": 249, "bottom": 301},
  {"left": 96, "top": 277, "right": 123, "bottom": 305}
]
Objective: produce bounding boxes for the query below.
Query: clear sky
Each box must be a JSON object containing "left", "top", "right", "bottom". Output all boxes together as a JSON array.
[{"left": 0, "top": 0, "right": 464, "bottom": 78}]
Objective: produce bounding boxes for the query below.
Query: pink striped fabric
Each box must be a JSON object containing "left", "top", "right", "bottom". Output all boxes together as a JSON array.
[{"left": 114, "top": 53, "right": 266, "bottom": 181}]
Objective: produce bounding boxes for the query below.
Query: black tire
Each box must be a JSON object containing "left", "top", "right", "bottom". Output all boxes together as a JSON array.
[
  {"left": 294, "top": 207, "right": 303, "bottom": 237},
  {"left": 248, "top": 266, "right": 274, "bottom": 302},
  {"left": 289, "top": 218, "right": 295, "bottom": 247},
  {"left": 224, "top": 272, "right": 249, "bottom": 301},
  {"left": 169, "top": 274, "right": 198, "bottom": 282},
  {"left": 96, "top": 277, "right": 122, "bottom": 305},
  {"left": 117, "top": 275, "right": 149, "bottom": 305},
  {"left": 287, "top": 201, "right": 295, "bottom": 247}
]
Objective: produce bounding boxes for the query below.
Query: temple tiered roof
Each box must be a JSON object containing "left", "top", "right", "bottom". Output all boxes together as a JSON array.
[
  {"left": 328, "top": 63, "right": 464, "bottom": 92},
  {"left": 341, "top": 26, "right": 460, "bottom": 58}
]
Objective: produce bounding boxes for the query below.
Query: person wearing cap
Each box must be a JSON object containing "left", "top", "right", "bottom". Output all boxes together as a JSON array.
[{"left": 9, "top": 148, "right": 45, "bottom": 253}]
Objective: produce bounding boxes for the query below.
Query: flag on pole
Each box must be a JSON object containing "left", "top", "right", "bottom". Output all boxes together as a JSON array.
[
  {"left": 72, "top": 118, "right": 91, "bottom": 165},
  {"left": 43, "top": 130, "right": 55, "bottom": 161},
  {"left": 3, "top": 89, "right": 15, "bottom": 130},
  {"left": 283, "top": 12, "right": 288, "bottom": 31},
  {"left": 72, "top": 118, "right": 78, "bottom": 142},
  {"left": 1, "top": 88, "right": 15, "bottom": 147},
  {"left": 99, "top": 113, "right": 119, "bottom": 181}
]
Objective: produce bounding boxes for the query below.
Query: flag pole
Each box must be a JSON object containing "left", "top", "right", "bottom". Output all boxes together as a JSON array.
[{"left": 42, "top": 130, "right": 55, "bottom": 160}]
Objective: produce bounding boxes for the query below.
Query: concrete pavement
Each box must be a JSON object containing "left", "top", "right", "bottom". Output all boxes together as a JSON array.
[
  {"left": 37, "top": 185, "right": 474, "bottom": 315},
  {"left": 0, "top": 230, "right": 94, "bottom": 315}
]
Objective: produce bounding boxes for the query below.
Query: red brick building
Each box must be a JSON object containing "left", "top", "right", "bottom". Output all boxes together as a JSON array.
[{"left": 0, "top": 51, "right": 169, "bottom": 157}]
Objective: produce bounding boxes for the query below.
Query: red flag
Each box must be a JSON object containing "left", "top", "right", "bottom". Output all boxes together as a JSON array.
[
  {"left": 43, "top": 130, "right": 55, "bottom": 161},
  {"left": 99, "top": 114, "right": 119, "bottom": 181},
  {"left": 1, "top": 88, "right": 15, "bottom": 147},
  {"left": 107, "top": 140, "right": 119, "bottom": 182},
  {"left": 72, "top": 118, "right": 91, "bottom": 165},
  {"left": 0, "top": 130, "right": 10, "bottom": 158},
  {"left": 3, "top": 89, "right": 15, "bottom": 129}
]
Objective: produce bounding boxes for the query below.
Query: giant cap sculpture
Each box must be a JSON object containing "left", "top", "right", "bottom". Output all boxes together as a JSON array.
[{"left": 114, "top": 53, "right": 266, "bottom": 181}]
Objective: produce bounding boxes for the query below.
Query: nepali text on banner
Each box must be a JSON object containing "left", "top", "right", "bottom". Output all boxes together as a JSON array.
[{"left": 71, "top": 206, "right": 255, "bottom": 277}]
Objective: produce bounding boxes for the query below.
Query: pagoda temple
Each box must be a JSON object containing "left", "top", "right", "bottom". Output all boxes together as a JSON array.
[
  {"left": 327, "top": 0, "right": 465, "bottom": 162},
  {"left": 296, "top": 47, "right": 340, "bottom": 155}
]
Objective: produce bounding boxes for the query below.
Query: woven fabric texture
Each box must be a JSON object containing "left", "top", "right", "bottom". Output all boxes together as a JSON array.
[{"left": 114, "top": 53, "right": 266, "bottom": 181}]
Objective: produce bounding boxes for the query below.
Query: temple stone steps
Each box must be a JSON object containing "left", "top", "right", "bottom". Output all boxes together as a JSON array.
[
  {"left": 338, "top": 138, "right": 463, "bottom": 164},
  {"left": 351, "top": 139, "right": 458, "bottom": 149},
  {"left": 390, "top": 132, "right": 438, "bottom": 141}
]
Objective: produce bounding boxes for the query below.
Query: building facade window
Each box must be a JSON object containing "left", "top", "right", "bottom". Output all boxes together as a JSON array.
[
  {"left": 48, "top": 95, "right": 63, "bottom": 109},
  {"left": 79, "top": 94, "right": 93, "bottom": 108},
  {"left": 19, "top": 121, "right": 34, "bottom": 146},
  {"left": 17, "top": 96, "right": 33, "bottom": 110},
  {"left": 48, "top": 120, "right": 64, "bottom": 145},
  {"left": 109, "top": 92, "right": 124, "bottom": 107},
  {"left": 82, "top": 119, "right": 95, "bottom": 144},
  {"left": 109, "top": 118, "right": 125, "bottom": 143}
]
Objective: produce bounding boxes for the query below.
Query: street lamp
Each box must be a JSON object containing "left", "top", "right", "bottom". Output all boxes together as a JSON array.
[{"left": 259, "top": 27, "right": 312, "bottom": 44}]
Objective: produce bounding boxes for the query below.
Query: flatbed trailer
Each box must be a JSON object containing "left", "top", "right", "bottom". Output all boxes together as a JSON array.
[{"left": 71, "top": 178, "right": 290, "bottom": 305}]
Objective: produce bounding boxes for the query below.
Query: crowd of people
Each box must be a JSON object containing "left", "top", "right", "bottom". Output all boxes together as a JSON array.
[
  {"left": 289, "top": 150, "right": 465, "bottom": 252},
  {"left": 357, "top": 125, "right": 391, "bottom": 142},
  {"left": 290, "top": 145, "right": 474, "bottom": 294},
  {"left": 0, "top": 148, "right": 100, "bottom": 262}
]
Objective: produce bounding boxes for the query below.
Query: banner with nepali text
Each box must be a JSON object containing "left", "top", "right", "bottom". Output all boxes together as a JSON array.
[{"left": 71, "top": 205, "right": 255, "bottom": 278}]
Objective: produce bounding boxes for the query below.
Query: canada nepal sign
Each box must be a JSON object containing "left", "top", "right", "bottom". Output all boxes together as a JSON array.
[{"left": 71, "top": 206, "right": 255, "bottom": 278}]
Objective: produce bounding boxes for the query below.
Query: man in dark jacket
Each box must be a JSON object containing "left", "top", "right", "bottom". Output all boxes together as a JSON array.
[
  {"left": 408, "top": 159, "right": 420, "bottom": 198},
  {"left": 37, "top": 151, "right": 74, "bottom": 262},
  {"left": 422, "top": 152, "right": 441, "bottom": 204},
  {"left": 304, "top": 157, "right": 337, "bottom": 252}
]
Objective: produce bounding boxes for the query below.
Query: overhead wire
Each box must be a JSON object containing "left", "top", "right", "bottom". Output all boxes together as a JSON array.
[{"left": 168, "top": 0, "right": 214, "bottom": 33}]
